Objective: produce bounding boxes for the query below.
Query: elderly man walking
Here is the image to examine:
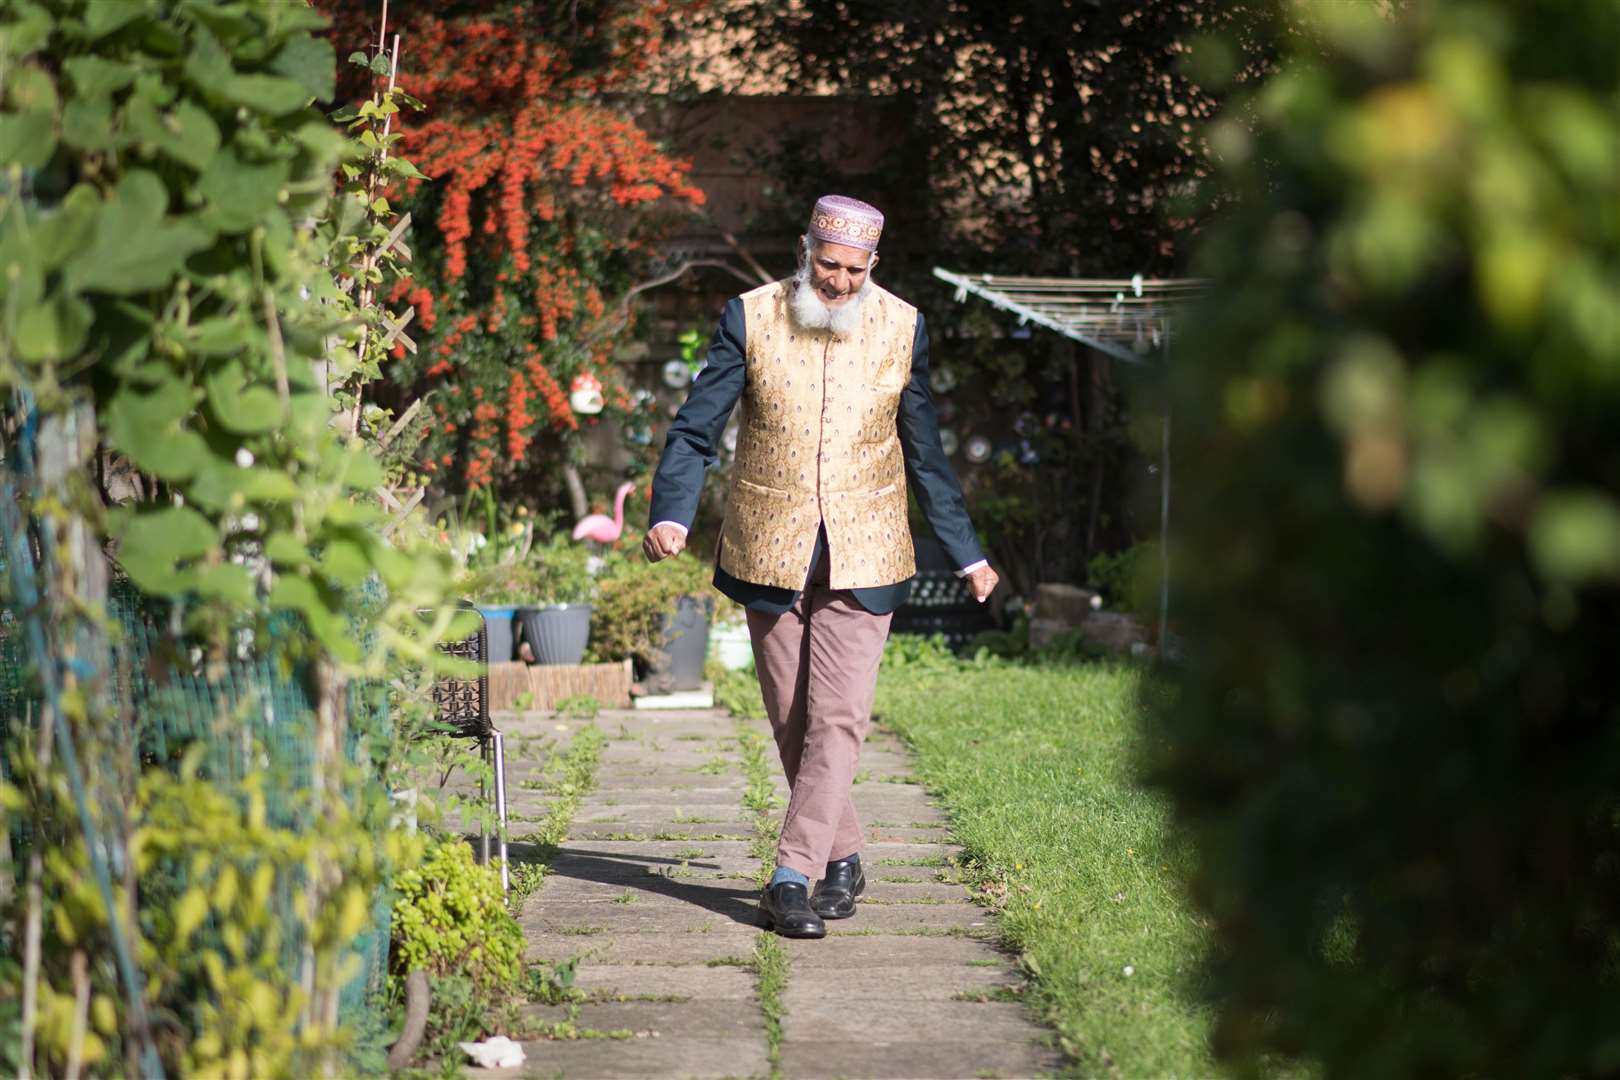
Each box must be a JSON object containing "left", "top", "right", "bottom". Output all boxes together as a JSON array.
[{"left": 644, "top": 195, "right": 997, "bottom": 938}]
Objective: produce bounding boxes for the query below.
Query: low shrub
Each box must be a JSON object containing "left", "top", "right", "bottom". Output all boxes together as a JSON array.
[
  {"left": 589, "top": 543, "right": 714, "bottom": 668},
  {"left": 390, "top": 838, "right": 524, "bottom": 993}
]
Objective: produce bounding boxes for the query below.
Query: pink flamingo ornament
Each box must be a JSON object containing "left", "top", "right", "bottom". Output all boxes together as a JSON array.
[{"left": 571, "top": 481, "right": 637, "bottom": 544}]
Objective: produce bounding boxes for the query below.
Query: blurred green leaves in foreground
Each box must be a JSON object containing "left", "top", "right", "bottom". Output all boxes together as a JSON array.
[{"left": 1148, "top": 1, "right": 1620, "bottom": 1076}]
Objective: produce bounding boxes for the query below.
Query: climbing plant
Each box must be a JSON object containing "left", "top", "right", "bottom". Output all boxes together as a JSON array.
[{"left": 0, "top": 1, "right": 455, "bottom": 1074}]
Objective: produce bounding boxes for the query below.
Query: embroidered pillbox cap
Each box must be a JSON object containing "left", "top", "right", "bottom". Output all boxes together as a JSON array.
[{"left": 808, "top": 194, "right": 884, "bottom": 252}]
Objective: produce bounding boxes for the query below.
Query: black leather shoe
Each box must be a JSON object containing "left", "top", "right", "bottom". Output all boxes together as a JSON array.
[
  {"left": 759, "top": 881, "right": 826, "bottom": 939},
  {"left": 810, "top": 857, "right": 865, "bottom": 919}
]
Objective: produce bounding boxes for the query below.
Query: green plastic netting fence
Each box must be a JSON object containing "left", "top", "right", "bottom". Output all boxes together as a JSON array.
[{"left": 0, "top": 564, "right": 395, "bottom": 1050}]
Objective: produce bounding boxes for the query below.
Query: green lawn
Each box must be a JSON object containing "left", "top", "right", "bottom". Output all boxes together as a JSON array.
[{"left": 874, "top": 657, "right": 1220, "bottom": 1079}]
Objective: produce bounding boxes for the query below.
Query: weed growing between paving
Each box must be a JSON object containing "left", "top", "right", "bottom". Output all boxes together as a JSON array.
[
  {"left": 510, "top": 723, "right": 609, "bottom": 902},
  {"left": 753, "top": 932, "right": 788, "bottom": 1079},
  {"left": 874, "top": 656, "right": 1220, "bottom": 1078},
  {"left": 728, "top": 715, "right": 790, "bottom": 1079},
  {"left": 735, "top": 722, "right": 782, "bottom": 889}
]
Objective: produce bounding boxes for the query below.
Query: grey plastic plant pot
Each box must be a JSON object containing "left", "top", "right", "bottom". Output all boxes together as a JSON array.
[
  {"left": 646, "top": 594, "right": 713, "bottom": 692},
  {"left": 517, "top": 603, "right": 593, "bottom": 666}
]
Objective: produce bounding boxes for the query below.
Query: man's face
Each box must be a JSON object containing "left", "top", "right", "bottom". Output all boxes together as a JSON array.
[{"left": 806, "top": 239, "right": 876, "bottom": 306}]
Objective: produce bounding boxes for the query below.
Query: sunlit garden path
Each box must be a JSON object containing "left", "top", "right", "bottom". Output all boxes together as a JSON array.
[{"left": 494, "top": 706, "right": 1062, "bottom": 1080}]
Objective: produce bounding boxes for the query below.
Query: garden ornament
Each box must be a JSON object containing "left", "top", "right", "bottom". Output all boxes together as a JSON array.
[
  {"left": 569, "top": 371, "right": 605, "bottom": 414},
  {"left": 571, "top": 480, "right": 637, "bottom": 544},
  {"left": 662, "top": 358, "right": 692, "bottom": 388}
]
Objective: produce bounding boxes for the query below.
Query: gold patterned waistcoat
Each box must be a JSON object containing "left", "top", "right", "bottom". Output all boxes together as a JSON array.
[{"left": 717, "top": 280, "right": 919, "bottom": 591}]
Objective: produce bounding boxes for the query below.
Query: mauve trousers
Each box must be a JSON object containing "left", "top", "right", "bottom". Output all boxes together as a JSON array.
[{"left": 746, "top": 548, "right": 893, "bottom": 879}]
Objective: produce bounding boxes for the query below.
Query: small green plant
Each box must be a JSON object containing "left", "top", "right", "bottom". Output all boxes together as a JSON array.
[
  {"left": 530, "top": 532, "right": 596, "bottom": 605},
  {"left": 1085, "top": 542, "right": 1158, "bottom": 615},
  {"left": 712, "top": 663, "right": 768, "bottom": 719},
  {"left": 588, "top": 545, "right": 714, "bottom": 667},
  {"left": 554, "top": 694, "right": 602, "bottom": 718},
  {"left": 521, "top": 957, "right": 585, "bottom": 1006},
  {"left": 881, "top": 633, "right": 960, "bottom": 671},
  {"left": 460, "top": 553, "right": 543, "bottom": 606},
  {"left": 966, "top": 621, "right": 1029, "bottom": 660},
  {"left": 391, "top": 838, "right": 525, "bottom": 992}
]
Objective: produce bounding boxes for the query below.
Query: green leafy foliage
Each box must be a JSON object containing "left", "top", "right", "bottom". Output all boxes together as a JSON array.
[
  {"left": 529, "top": 532, "right": 596, "bottom": 606},
  {"left": 0, "top": 2, "right": 455, "bottom": 1074},
  {"left": 1085, "top": 542, "right": 1157, "bottom": 617},
  {"left": 879, "top": 632, "right": 959, "bottom": 671},
  {"left": 1145, "top": 2, "right": 1620, "bottom": 1076},
  {"left": 0, "top": 0, "right": 456, "bottom": 659},
  {"left": 391, "top": 838, "right": 524, "bottom": 992},
  {"left": 588, "top": 540, "right": 714, "bottom": 667},
  {"left": 131, "top": 751, "right": 411, "bottom": 1078}
]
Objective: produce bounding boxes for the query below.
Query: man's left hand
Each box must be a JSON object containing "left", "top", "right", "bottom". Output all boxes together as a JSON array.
[{"left": 965, "top": 564, "right": 999, "bottom": 603}]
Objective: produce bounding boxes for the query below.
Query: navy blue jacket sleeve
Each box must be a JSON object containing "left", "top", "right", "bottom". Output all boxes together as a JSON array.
[
  {"left": 899, "top": 314, "right": 987, "bottom": 571},
  {"left": 648, "top": 298, "right": 747, "bottom": 531}
]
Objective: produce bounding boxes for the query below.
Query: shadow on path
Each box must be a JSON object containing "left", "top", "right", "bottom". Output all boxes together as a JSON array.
[{"left": 508, "top": 841, "right": 763, "bottom": 927}]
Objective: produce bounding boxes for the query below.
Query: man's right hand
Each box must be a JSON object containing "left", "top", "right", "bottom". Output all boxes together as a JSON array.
[{"left": 643, "top": 523, "right": 688, "bottom": 563}]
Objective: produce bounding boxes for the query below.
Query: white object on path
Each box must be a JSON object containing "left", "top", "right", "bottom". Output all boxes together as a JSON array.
[{"left": 460, "top": 1036, "right": 526, "bottom": 1069}]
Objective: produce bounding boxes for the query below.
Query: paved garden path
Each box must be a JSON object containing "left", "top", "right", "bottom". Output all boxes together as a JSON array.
[{"left": 489, "top": 706, "right": 1061, "bottom": 1080}]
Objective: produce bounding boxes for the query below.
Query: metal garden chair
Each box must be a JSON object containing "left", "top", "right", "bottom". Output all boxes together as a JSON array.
[{"left": 431, "top": 605, "right": 509, "bottom": 891}]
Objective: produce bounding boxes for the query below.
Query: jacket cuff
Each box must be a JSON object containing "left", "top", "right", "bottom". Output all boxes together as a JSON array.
[{"left": 954, "top": 559, "right": 988, "bottom": 577}]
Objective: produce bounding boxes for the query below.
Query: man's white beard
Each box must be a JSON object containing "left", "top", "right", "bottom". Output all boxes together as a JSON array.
[{"left": 788, "top": 257, "right": 873, "bottom": 339}]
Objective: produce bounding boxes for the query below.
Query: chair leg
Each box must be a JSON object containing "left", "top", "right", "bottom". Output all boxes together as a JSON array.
[
  {"left": 478, "top": 737, "right": 492, "bottom": 866},
  {"left": 492, "top": 729, "right": 510, "bottom": 893}
]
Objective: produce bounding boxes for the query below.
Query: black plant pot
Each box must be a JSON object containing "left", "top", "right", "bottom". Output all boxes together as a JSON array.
[
  {"left": 517, "top": 604, "right": 592, "bottom": 666},
  {"left": 644, "top": 594, "right": 713, "bottom": 693}
]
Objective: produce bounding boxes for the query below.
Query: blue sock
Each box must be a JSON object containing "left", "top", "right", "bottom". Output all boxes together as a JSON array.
[{"left": 769, "top": 866, "right": 809, "bottom": 889}]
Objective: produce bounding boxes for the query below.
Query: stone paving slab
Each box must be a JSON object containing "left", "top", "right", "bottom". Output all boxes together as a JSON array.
[
  {"left": 537, "top": 874, "right": 757, "bottom": 904},
  {"left": 854, "top": 881, "right": 977, "bottom": 904},
  {"left": 588, "top": 787, "right": 747, "bottom": 806},
  {"left": 500, "top": 1002, "right": 770, "bottom": 1079},
  {"left": 860, "top": 826, "right": 954, "bottom": 844},
  {"left": 528, "top": 900, "right": 760, "bottom": 935},
  {"left": 862, "top": 866, "right": 955, "bottom": 884},
  {"left": 778, "top": 1037, "right": 1060, "bottom": 1080},
  {"left": 781, "top": 998, "right": 1038, "bottom": 1043},
  {"left": 780, "top": 964, "right": 1012, "bottom": 1001},
  {"left": 568, "top": 822, "right": 757, "bottom": 841},
  {"left": 594, "top": 768, "right": 747, "bottom": 789},
  {"left": 778, "top": 933, "right": 1007, "bottom": 969},
  {"left": 527, "top": 932, "right": 759, "bottom": 967},
  {"left": 501, "top": 1035, "right": 769, "bottom": 1080},
  {"left": 820, "top": 901, "right": 993, "bottom": 932},
  {"left": 576, "top": 804, "right": 751, "bottom": 823},
  {"left": 571, "top": 965, "right": 756, "bottom": 1000},
  {"left": 856, "top": 841, "right": 958, "bottom": 865},
  {"left": 524, "top": 998, "right": 767, "bottom": 1040}
]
